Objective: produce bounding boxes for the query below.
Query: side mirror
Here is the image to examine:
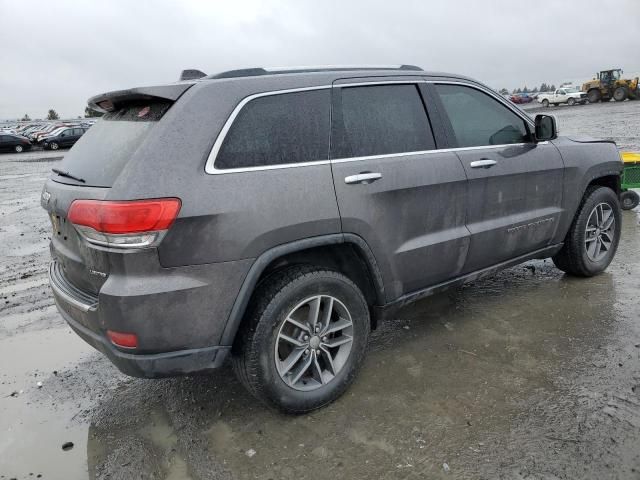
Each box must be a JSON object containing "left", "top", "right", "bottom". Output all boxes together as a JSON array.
[{"left": 534, "top": 114, "right": 557, "bottom": 141}]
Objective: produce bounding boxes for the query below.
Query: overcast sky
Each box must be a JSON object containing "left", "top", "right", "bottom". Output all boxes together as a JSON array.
[{"left": 1, "top": 0, "right": 639, "bottom": 119}]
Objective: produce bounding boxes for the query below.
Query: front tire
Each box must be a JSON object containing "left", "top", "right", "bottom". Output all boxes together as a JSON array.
[
  {"left": 50, "top": 142, "right": 59, "bottom": 150},
  {"left": 232, "top": 265, "right": 370, "bottom": 413},
  {"left": 620, "top": 190, "right": 640, "bottom": 210},
  {"left": 587, "top": 89, "right": 601, "bottom": 103},
  {"left": 568, "top": 97, "right": 576, "bottom": 106},
  {"left": 552, "top": 186, "right": 621, "bottom": 276},
  {"left": 14, "top": 145, "right": 23, "bottom": 153},
  {"left": 613, "top": 87, "right": 628, "bottom": 102}
]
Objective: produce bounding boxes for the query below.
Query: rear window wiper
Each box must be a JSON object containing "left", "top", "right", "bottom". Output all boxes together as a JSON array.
[{"left": 52, "top": 168, "right": 85, "bottom": 183}]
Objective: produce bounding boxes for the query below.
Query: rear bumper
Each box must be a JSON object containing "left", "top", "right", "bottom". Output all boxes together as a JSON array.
[
  {"left": 47, "top": 257, "right": 250, "bottom": 377},
  {"left": 57, "top": 303, "right": 230, "bottom": 377}
]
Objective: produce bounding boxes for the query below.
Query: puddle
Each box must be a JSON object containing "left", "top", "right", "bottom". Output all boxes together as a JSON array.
[{"left": 0, "top": 327, "right": 96, "bottom": 479}]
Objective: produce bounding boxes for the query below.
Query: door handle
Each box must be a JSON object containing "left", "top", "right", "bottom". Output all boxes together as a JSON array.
[
  {"left": 344, "top": 172, "right": 383, "bottom": 185},
  {"left": 469, "top": 159, "right": 497, "bottom": 169}
]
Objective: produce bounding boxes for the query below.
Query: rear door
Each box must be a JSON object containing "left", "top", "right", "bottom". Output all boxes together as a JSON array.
[
  {"left": 431, "top": 82, "right": 564, "bottom": 273},
  {"left": 330, "top": 80, "right": 470, "bottom": 300},
  {"left": 71, "top": 128, "right": 84, "bottom": 145}
]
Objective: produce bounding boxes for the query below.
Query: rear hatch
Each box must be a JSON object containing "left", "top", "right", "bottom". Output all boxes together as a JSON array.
[{"left": 42, "top": 83, "right": 193, "bottom": 295}]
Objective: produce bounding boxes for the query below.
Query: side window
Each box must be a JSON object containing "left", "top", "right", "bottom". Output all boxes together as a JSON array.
[
  {"left": 60, "top": 129, "right": 70, "bottom": 137},
  {"left": 434, "top": 84, "right": 530, "bottom": 148},
  {"left": 331, "top": 84, "right": 435, "bottom": 159},
  {"left": 215, "top": 89, "right": 330, "bottom": 169},
  {"left": 74, "top": 128, "right": 84, "bottom": 135}
]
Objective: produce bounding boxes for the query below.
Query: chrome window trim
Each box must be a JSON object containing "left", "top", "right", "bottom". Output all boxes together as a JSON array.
[
  {"left": 205, "top": 79, "right": 542, "bottom": 175},
  {"left": 331, "top": 142, "right": 548, "bottom": 164}
]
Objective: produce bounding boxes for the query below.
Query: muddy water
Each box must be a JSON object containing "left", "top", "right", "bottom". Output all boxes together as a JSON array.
[{"left": 1, "top": 104, "right": 639, "bottom": 479}]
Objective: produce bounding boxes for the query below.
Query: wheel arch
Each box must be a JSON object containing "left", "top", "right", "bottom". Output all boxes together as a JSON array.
[
  {"left": 587, "top": 174, "right": 621, "bottom": 196},
  {"left": 220, "top": 234, "right": 386, "bottom": 345}
]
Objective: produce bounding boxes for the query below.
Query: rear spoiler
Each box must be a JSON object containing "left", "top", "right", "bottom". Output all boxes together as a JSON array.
[{"left": 88, "top": 83, "right": 194, "bottom": 113}]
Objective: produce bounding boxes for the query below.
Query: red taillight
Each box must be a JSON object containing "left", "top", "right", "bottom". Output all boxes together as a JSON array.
[
  {"left": 68, "top": 198, "right": 181, "bottom": 234},
  {"left": 107, "top": 330, "right": 138, "bottom": 349}
]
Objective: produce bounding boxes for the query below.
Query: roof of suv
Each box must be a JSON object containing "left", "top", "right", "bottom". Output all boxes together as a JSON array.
[
  {"left": 196, "top": 65, "right": 474, "bottom": 84},
  {"left": 89, "top": 65, "right": 479, "bottom": 112}
]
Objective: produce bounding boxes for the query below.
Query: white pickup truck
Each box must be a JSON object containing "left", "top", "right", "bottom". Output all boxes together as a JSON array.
[{"left": 537, "top": 87, "right": 588, "bottom": 107}]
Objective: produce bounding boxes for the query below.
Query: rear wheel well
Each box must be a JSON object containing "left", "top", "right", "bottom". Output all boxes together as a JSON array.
[
  {"left": 254, "top": 243, "right": 383, "bottom": 326},
  {"left": 588, "top": 175, "right": 620, "bottom": 196}
]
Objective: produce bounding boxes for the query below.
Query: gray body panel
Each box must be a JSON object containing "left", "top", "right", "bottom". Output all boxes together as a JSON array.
[
  {"left": 331, "top": 151, "right": 469, "bottom": 301},
  {"left": 41, "top": 67, "right": 623, "bottom": 377},
  {"left": 550, "top": 137, "right": 622, "bottom": 243},
  {"left": 456, "top": 142, "right": 565, "bottom": 273}
]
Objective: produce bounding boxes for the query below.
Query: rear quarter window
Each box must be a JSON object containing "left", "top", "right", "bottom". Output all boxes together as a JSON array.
[{"left": 215, "top": 89, "right": 331, "bottom": 169}]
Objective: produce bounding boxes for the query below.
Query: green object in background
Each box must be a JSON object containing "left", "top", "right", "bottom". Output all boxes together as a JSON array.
[{"left": 620, "top": 152, "right": 640, "bottom": 210}]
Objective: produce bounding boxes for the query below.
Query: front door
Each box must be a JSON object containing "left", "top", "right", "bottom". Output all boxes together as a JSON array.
[
  {"left": 431, "top": 82, "right": 565, "bottom": 273},
  {"left": 330, "top": 81, "right": 470, "bottom": 301}
]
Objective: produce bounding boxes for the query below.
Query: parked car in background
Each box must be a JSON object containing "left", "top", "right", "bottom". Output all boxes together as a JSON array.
[
  {"left": 32, "top": 124, "right": 66, "bottom": 142},
  {"left": 0, "top": 134, "right": 32, "bottom": 153},
  {"left": 42, "top": 127, "right": 88, "bottom": 150},
  {"left": 509, "top": 93, "right": 533, "bottom": 104},
  {"left": 42, "top": 65, "right": 623, "bottom": 413},
  {"left": 537, "top": 87, "right": 587, "bottom": 107}
]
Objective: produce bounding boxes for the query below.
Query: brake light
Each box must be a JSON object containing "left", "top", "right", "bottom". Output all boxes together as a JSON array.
[{"left": 68, "top": 198, "right": 181, "bottom": 248}]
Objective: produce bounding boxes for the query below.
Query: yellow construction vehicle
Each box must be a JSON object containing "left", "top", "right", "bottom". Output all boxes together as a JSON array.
[{"left": 582, "top": 69, "right": 640, "bottom": 103}]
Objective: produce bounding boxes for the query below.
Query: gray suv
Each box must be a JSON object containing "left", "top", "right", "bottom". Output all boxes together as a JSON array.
[{"left": 42, "top": 65, "right": 623, "bottom": 413}]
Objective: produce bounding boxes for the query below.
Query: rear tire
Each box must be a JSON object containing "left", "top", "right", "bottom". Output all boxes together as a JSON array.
[
  {"left": 613, "top": 87, "right": 628, "bottom": 102},
  {"left": 542, "top": 99, "right": 550, "bottom": 108},
  {"left": 620, "top": 190, "right": 640, "bottom": 210},
  {"left": 232, "top": 265, "right": 370, "bottom": 413},
  {"left": 552, "top": 186, "right": 621, "bottom": 276},
  {"left": 587, "top": 89, "right": 601, "bottom": 103},
  {"left": 14, "top": 145, "right": 23, "bottom": 153},
  {"left": 50, "top": 142, "right": 59, "bottom": 150}
]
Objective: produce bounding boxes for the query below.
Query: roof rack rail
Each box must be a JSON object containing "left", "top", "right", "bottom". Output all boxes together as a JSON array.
[{"left": 207, "top": 64, "right": 423, "bottom": 80}]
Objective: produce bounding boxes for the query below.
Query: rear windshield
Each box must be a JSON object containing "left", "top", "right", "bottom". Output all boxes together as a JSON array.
[{"left": 51, "top": 102, "right": 170, "bottom": 187}]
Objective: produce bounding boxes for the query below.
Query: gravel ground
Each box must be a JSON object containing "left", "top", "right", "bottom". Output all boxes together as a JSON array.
[{"left": 1, "top": 101, "right": 639, "bottom": 480}]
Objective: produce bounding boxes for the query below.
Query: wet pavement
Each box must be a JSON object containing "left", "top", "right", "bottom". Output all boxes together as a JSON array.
[{"left": 1, "top": 101, "right": 639, "bottom": 479}]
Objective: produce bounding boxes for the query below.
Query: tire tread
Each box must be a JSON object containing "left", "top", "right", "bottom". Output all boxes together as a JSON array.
[
  {"left": 232, "top": 265, "right": 368, "bottom": 413},
  {"left": 552, "top": 186, "right": 619, "bottom": 276}
]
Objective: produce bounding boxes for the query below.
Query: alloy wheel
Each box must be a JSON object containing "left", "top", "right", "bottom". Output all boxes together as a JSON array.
[
  {"left": 585, "top": 202, "right": 615, "bottom": 262},
  {"left": 275, "top": 295, "right": 354, "bottom": 391}
]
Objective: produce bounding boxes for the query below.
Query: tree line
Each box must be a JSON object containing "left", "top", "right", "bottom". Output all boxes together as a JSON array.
[
  {"left": 498, "top": 83, "right": 558, "bottom": 96},
  {"left": 19, "top": 107, "right": 104, "bottom": 122}
]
